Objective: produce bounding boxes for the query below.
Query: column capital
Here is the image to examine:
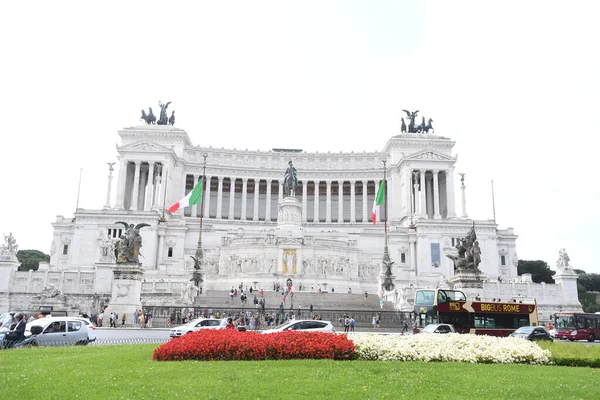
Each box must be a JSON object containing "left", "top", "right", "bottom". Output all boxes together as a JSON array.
[
  {"left": 242, "top": 177, "right": 248, "bottom": 183},
  {"left": 420, "top": 168, "right": 426, "bottom": 173},
  {"left": 148, "top": 161, "right": 155, "bottom": 166},
  {"left": 302, "top": 181, "right": 308, "bottom": 187},
  {"left": 218, "top": 176, "right": 224, "bottom": 182},
  {"left": 433, "top": 169, "right": 439, "bottom": 175},
  {"left": 266, "top": 179, "right": 272, "bottom": 184},
  {"left": 133, "top": 160, "right": 141, "bottom": 166}
]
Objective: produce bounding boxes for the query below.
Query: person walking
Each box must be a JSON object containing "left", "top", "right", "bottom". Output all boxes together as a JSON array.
[
  {"left": 344, "top": 317, "right": 350, "bottom": 333},
  {"left": 121, "top": 313, "right": 126, "bottom": 327},
  {"left": 350, "top": 317, "right": 355, "bottom": 332},
  {"left": 402, "top": 319, "right": 408, "bottom": 335}
]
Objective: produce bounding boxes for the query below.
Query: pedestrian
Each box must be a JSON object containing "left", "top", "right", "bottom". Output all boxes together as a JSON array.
[
  {"left": 402, "top": 319, "right": 408, "bottom": 335},
  {"left": 139, "top": 312, "right": 145, "bottom": 328},
  {"left": 310, "top": 304, "right": 313, "bottom": 314},
  {"left": 344, "top": 317, "right": 350, "bottom": 333},
  {"left": 350, "top": 317, "right": 355, "bottom": 332},
  {"left": 121, "top": 313, "right": 126, "bottom": 327},
  {"left": 133, "top": 310, "right": 139, "bottom": 325},
  {"left": 372, "top": 315, "right": 376, "bottom": 329}
]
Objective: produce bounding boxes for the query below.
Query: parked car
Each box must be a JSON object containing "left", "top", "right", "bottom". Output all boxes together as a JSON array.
[
  {"left": 509, "top": 326, "right": 552, "bottom": 341},
  {"left": 261, "top": 320, "right": 336, "bottom": 334},
  {"left": 25, "top": 317, "right": 89, "bottom": 346},
  {"left": 419, "top": 324, "right": 456, "bottom": 334},
  {"left": 169, "top": 318, "right": 226, "bottom": 339},
  {"left": 549, "top": 328, "right": 556, "bottom": 339}
]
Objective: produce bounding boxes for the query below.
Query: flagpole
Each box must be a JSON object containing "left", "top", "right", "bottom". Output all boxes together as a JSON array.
[
  {"left": 380, "top": 159, "right": 394, "bottom": 292},
  {"left": 491, "top": 179, "right": 496, "bottom": 224},
  {"left": 195, "top": 155, "right": 207, "bottom": 260}
]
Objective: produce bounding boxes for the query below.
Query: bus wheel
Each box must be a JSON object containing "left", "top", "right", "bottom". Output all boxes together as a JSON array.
[{"left": 588, "top": 334, "right": 595, "bottom": 343}]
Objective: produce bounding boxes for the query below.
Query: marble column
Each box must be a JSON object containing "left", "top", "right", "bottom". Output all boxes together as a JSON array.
[
  {"left": 104, "top": 163, "right": 115, "bottom": 210},
  {"left": 216, "top": 177, "right": 224, "bottom": 219},
  {"left": 326, "top": 180, "right": 332, "bottom": 223},
  {"left": 180, "top": 174, "right": 188, "bottom": 217},
  {"left": 115, "top": 159, "right": 127, "bottom": 209},
  {"left": 433, "top": 170, "right": 441, "bottom": 219},
  {"left": 204, "top": 176, "right": 212, "bottom": 217},
  {"left": 338, "top": 180, "right": 344, "bottom": 223},
  {"left": 446, "top": 169, "right": 457, "bottom": 218},
  {"left": 302, "top": 181, "right": 308, "bottom": 222},
  {"left": 461, "top": 177, "right": 468, "bottom": 218},
  {"left": 376, "top": 180, "right": 381, "bottom": 222},
  {"left": 350, "top": 181, "right": 356, "bottom": 223},
  {"left": 278, "top": 181, "right": 283, "bottom": 202},
  {"left": 313, "top": 181, "right": 320, "bottom": 222},
  {"left": 241, "top": 178, "right": 248, "bottom": 220},
  {"left": 253, "top": 179, "right": 260, "bottom": 221},
  {"left": 265, "top": 179, "right": 272, "bottom": 222},
  {"left": 228, "top": 177, "right": 236, "bottom": 220},
  {"left": 192, "top": 174, "right": 200, "bottom": 217},
  {"left": 152, "top": 164, "right": 162, "bottom": 209},
  {"left": 362, "top": 180, "right": 368, "bottom": 223},
  {"left": 131, "top": 161, "right": 141, "bottom": 211},
  {"left": 144, "top": 162, "right": 155, "bottom": 211},
  {"left": 419, "top": 169, "right": 427, "bottom": 218}
]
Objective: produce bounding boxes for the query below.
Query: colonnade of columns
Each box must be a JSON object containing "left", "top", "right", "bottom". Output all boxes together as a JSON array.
[
  {"left": 115, "top": 160, "right": 164, "bottom": 211},
  {"left": 180, "top": 176, "right": 384, "bottom": 223},
  {"left": 409, "top": 169, "right": 456, "bottom": 220}
]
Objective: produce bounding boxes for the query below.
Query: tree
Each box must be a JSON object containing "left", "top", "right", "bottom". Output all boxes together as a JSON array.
[
  {"left": 16, "top": 249, "right": 50, "bottom": 271},
  {"left": 517, "top": 260, "right": 555, "bottom": 283}
]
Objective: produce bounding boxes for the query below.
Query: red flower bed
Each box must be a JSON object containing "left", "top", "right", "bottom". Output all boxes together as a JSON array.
[{"left": 152, "top": 330, "right": 355, "bottom": 361}]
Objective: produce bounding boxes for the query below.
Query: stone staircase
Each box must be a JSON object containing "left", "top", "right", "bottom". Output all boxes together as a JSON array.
[{"left": 194, "top": 290, "right": 395, "bottom": 312}]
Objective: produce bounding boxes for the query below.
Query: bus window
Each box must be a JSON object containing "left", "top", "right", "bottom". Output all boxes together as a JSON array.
[
  {"left": 415, "top": 290, "right": 435, "bottom": 305},
  {"left": 437, "top": 291, "right": 448, "bottom": 304},
  {"left": 556, "top": 314, "right": 575, "bottom": 329}
]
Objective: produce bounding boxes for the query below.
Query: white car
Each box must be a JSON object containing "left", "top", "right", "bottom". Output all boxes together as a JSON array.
[
  {"left": 170, "top": 318, "right": 226, "bottom": 338},
  {"left": 261, "top": 320, "right": 336, "bottom": 334},
  {"left": 25, "top": 317, "right": 90, "bottom": 346},
  {"left": 419, "top": 324, "right": 456, "bottom": 334},
  {"left": 72, "top": 317, "right": 97, "bottom": 342}
]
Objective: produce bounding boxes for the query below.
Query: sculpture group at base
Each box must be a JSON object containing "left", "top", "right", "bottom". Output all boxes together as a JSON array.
[
  {"left": 556, "top": 248, "right": 573, "bottom": 273},
  {"left": 447, "top": 223, "right": 481, "bottom": 273},
  {"left": 114, "top": 222, "right": 150, "bottom": 264}
]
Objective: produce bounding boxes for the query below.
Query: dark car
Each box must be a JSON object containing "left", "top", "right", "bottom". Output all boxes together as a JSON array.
[{"left": 509, "top": 326, "right": 552, "bottom": 341}]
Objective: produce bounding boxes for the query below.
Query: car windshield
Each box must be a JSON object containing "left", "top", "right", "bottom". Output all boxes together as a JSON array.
[
  {"left": 514, "top": 327, "right": 534, "bottom": 334},
  {"left": 422, "top": 325, "right": 441, "bottom": 333},
  {"left": 0, "top": 313, "right": 13, "bottom": 329}
]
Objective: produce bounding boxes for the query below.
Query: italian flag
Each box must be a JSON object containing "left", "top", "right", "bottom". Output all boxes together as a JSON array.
[
  {"left": 371, "top": 181, "right": 385, "bottom": 224},
  {"left": 168, "top": 178, "right": 203, "bottom": 213}
]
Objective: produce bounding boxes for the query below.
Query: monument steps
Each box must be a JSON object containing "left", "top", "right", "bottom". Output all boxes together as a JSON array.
[{"left": 194, "top": 290, "right": 396, "bottom": 312}]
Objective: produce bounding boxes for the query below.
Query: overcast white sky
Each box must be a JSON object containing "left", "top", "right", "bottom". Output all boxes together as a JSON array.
[{"left": 1, "top": 1, "right": 598, "bottom": 273}]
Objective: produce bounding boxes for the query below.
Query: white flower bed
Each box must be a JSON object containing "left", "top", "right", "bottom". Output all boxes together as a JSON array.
[{"left": 350, "top": 333, "right": 551, "bottom": 364}]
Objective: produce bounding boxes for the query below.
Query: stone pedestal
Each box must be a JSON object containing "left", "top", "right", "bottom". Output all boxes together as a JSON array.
[
  {"left": 0, "top": 259, "right": 19, "bottom": 313},
  {"left": 104, "top": 263, "right": 144, "bottom": 317},
  {"left": 451, "top": 271, "right": 486, "bottom": 290},
  {"left": 277, "top": 197, "right": 303, "bottom": 234},
  {"left": 553, "top": 270, "right": 583, "bottom": 311}
]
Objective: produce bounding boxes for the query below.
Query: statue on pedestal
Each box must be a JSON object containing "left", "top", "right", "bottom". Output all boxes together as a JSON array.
[
  {"left": 114, "top": 222, "right": 151, "bottom": 263},
  {"left": 0, "top": 232, "right": 18, "bottom": 261},
  {"left": 556, "top": 248, "right": 573, "bottom": 273},
  {"left": 446, "top": 223, "right": 481, "bottom": 273},
  {"left": 402, "top": 109, "right": 419, "bottom": 133},
  {"left": 283, "top": 160, "right": 298, "bottom": 197}
]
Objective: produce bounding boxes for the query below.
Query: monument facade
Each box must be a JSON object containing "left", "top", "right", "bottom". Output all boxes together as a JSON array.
[{"left": 0, "top": 113, "right": 582, "bottom": 319}]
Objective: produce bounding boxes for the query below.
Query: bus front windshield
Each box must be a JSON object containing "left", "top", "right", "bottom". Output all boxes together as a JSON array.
[
  {"left": 415, "top": 290, "right": 435, "bottom": 306},
  {"left": 556, "top": 314, "right": 575, "bottom": 329}
]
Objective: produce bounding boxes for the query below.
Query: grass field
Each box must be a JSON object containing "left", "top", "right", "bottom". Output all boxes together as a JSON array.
[
  {"left": 539, "top": 340, "right": 600, "bottom": 359},
  {"left": 1, "top": 344, "right": 599, "bottom": 399}
]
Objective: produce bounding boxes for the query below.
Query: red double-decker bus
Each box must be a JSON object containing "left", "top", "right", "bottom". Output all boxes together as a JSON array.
[
  {"left": 414, "top": 288, "right": 538, "bottom": 337},
  {"left": 554, "top": 312, "right": 600, "bottom": 342}
]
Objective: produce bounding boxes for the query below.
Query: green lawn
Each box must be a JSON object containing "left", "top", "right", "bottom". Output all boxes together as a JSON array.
[
  {"left": 539, "top": 340, "right": 600, "bottom": 359},
  {"left": 1, "top": 344, "right": 599, "bottom": 399}
]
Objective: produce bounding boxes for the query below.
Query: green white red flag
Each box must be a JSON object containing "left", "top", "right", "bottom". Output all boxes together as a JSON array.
[
  {"left": 168, "top": 178, "right": 203, "bottom": 213},
  {"left": 371, "top": 181, "right": 385, "bottom": 224}
]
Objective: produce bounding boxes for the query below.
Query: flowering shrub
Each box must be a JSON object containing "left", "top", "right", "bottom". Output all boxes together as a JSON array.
[
  {"left": 153, "top": 330, "right": 355, "bottom": 361},
  {"left": 351, "top": 333, "right": 551, "bottom": 364}
]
